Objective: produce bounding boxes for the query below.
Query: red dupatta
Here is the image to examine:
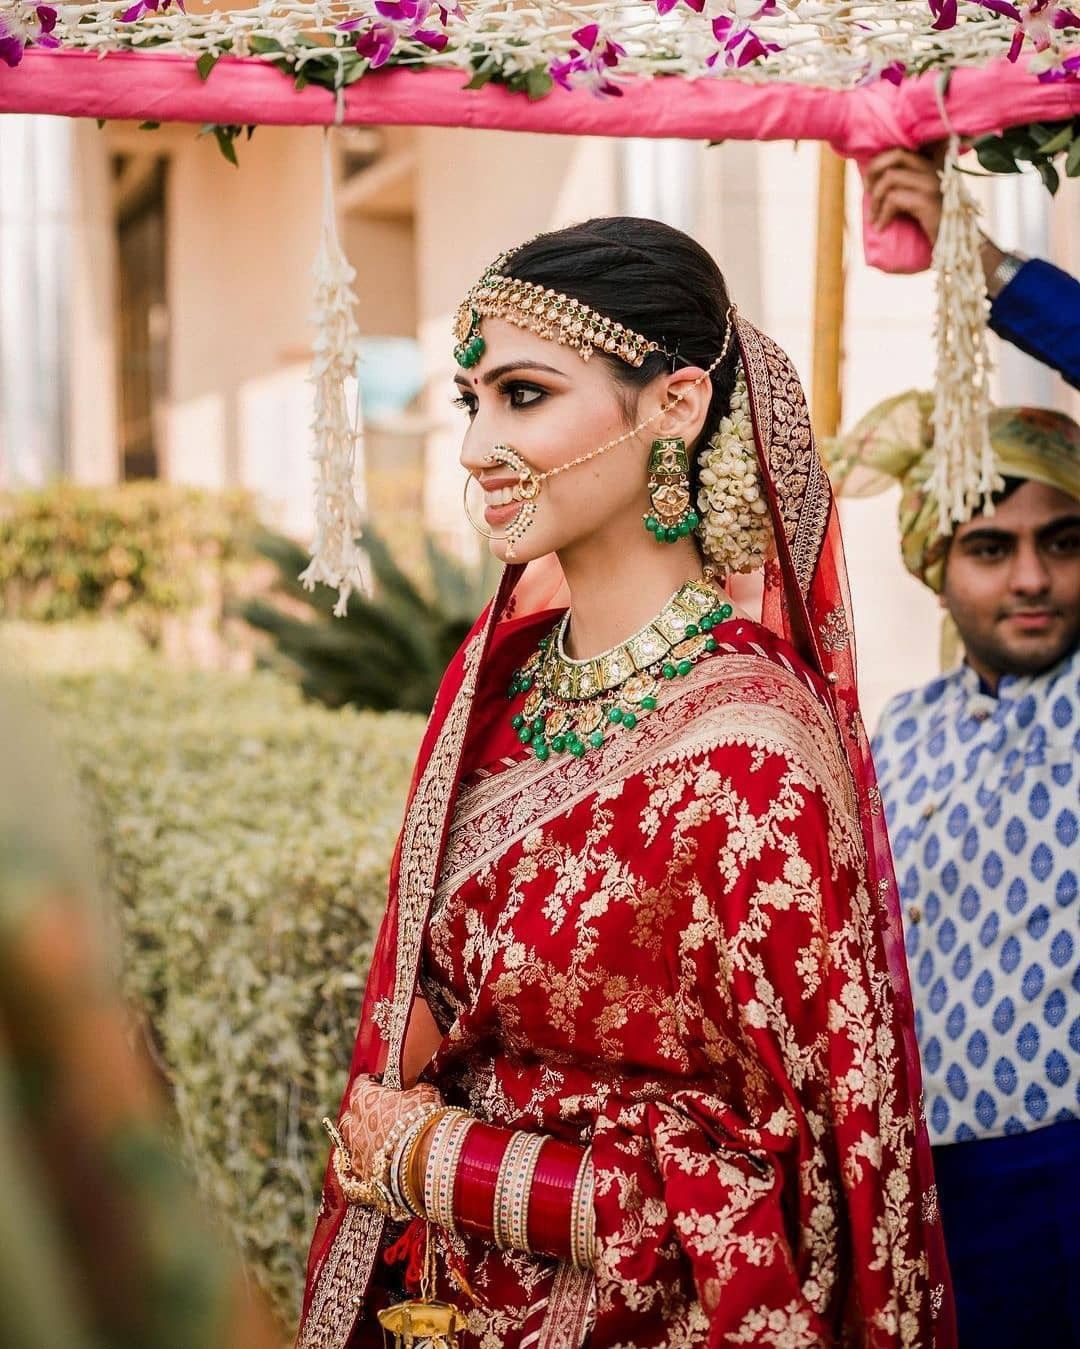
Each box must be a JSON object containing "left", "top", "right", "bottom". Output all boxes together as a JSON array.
[{"left": 297, "top": 317, "right": 955, "bottom": 1349}]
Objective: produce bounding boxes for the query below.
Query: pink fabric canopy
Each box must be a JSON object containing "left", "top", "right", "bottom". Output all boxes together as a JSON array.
[{"left": 5, "top": 49, "right": 1079, "bottom": 271}]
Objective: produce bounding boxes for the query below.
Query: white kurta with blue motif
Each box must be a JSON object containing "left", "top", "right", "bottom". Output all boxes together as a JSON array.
[{"left": 872, "top": 648, "right": 1079, "bottom": 1145}]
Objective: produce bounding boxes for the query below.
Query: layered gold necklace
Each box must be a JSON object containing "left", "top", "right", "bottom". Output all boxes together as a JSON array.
[{"left": 508, "top": 579, "right": 732, "bottom": 761}]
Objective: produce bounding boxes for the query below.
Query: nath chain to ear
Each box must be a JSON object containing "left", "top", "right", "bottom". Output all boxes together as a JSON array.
[
  {"left": 524, "top": 308, "right": 737, "bottom": 491},
  {"left": 464, "top": 308, "right": 737, "bottom": 557}
]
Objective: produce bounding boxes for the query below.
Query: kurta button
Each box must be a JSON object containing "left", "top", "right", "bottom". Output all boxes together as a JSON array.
[
  {"left": 908, "top": 905, "right": 922, "bottom": 923},
  {"left": 921, "top": 803, "right": 935, "bottom": 820}
]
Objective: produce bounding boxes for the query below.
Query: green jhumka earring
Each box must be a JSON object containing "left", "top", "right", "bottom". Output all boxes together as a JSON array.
[{"left": 643, "top": 437, "right": 699, "bottom": 544}]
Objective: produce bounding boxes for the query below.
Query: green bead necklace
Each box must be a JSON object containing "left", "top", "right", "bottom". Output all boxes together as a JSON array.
[{"left": 507, "top": 579, "right": 733, "bottom": 762}]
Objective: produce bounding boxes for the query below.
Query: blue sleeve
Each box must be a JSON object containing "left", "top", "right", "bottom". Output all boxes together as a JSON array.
[{"left": 988, "top": 258, "right": 1080, "bottom": 390}]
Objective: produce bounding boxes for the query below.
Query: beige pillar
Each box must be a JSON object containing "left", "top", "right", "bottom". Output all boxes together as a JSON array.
[
  {"left": 69, "top": 119, "right": 120, "bottom": 485},
  {"left": 812, "top": 146, "right": 847, "bottom": 439}
]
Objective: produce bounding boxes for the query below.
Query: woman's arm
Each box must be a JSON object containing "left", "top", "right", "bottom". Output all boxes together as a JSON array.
[
  {"left": 336, "top": 1076, "right": 594, "bottom": 1267},
  {"left": 401, "top": 997, "right": 443, "bottom": 1086},
  {"left": 412, "top": 1116, "right": 593, "bottom": 1266}
]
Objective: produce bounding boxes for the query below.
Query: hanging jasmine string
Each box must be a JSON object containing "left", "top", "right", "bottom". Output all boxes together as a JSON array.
[{"left": 299, "top": 129, "right": 368, "bottom": 616}]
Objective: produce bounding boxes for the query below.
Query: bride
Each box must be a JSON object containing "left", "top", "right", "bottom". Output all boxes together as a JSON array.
[{"left": 297, "top": 216, "right": 954, "bottom": 1349}]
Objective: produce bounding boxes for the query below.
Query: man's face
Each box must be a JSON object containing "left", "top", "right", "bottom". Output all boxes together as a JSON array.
[{"left": 943, "top": 480, "right": 1080, "bottom": 687}]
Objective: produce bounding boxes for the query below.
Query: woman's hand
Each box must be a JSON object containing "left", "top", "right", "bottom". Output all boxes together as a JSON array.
[{"left": 339, "top": 1075, "right": 443, "bottom": 1180}]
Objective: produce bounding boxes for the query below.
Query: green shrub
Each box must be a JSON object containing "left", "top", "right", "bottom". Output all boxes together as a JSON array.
[
  {"left": 241, "top": 528, "right": 498, "bottom": 713},
  {"left": 34, "top": 664, "right": 423, "bottom": 1326},
  {"left": 0, "top": 617, "right": 151, "bottom": 675},
  {"left": 0, "top": 482, "right": 257, "bottom": 624}
]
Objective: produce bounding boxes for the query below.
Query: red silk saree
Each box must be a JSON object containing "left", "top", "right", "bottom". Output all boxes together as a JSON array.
[{"left": 297, "top": 319, "right": 955, "bottom": 1349}]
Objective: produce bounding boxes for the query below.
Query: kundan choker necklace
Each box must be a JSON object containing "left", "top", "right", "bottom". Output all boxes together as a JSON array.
[{"left": 508, "top": 579, "right": 733, "bottom": 761}]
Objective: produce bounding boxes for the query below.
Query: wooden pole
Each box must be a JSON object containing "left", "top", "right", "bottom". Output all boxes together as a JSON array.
[{"left": 811, "top": 145, "right": 847, "bottom": 439}]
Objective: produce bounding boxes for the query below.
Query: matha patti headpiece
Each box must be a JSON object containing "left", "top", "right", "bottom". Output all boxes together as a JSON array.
[{"left": 453, "top": 245, "right": 675, "bottom": 371}]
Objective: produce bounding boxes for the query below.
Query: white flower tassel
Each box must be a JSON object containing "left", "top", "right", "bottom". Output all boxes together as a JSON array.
[
  {"left": 929, "top": 136, "right": 1001, "bottom": 534},
  {"left": 299, "top": 132, "right": 367, "bottom": 617},
  {"left": 696, "top": 361, "right": 774, "bottom": 577}
]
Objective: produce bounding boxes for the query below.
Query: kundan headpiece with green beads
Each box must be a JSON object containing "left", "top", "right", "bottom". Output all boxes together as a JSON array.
[{"left": 453, "top": 245, "right": 674, "bottom": 371}]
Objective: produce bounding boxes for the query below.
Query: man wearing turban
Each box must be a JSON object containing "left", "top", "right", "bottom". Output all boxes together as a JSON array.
[{"left": 831, "top": 398, "right": 1080, "bottom": 1348}]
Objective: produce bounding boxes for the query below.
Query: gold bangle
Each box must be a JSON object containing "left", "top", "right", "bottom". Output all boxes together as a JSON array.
[
  {"left": 423, "top": 1109, "right": 473, "bottom": 1231},
  {"left": 493, "top": 1132, "right": 535, "bottom": 1251},
  {"left": 506, "top": 1133, "right": 547, "bottom": 1254},
  {"left": 392, "top": 1108, "right": 448, "bottom": 1217},
  {"left": 569, "top": 1147, "right": 595, "bottom": 1271}
]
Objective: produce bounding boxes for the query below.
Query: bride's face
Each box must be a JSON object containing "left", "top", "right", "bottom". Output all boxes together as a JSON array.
[{"left": 456, "top": 319, "right": 664, "bottom": 564}]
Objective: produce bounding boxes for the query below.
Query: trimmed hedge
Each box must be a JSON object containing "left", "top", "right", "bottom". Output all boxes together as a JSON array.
[
  {"left": 0, "top": 482, "right": 256, "bottom": 623},
  {"left": 34, "top": 661, "right": 422, "bottom": 1325}
]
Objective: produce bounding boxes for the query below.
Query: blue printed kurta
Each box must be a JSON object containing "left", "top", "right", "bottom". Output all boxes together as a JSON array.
[{"left": 872, "top": 649, "right": 1079, "bottom": 1145}]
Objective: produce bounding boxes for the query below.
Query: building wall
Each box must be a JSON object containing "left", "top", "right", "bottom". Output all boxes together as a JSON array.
[
  {"left": 160, "top": 122, "right": 324, "bottom": 538},
  {"left": 0, "top": 115, "right": 118, "bottom": 488}
]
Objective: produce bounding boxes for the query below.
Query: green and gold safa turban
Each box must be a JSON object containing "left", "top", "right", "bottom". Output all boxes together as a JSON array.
[{"left": 827, "top": 393, "right": 1080, "bottom": 594}]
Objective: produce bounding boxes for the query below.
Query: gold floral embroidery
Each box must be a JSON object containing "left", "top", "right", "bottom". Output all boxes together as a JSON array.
[
  {"left": 536, "top": 1266, "right": 596, "bottom": 1349},
  {"left": 818, "top": 602, "right": 851, "bottom": 654},
  {"left": 311, "top": 612, "right": 932, "bottom": 1346},
  {"left": 419, "top": 648, "right": 927, "bottom": 1345},
  {"left": 736, "top": 316, "right": 830, "bottom": 596},
  {"left": 297, "top": 1204, "right": 384, "bottom": 1349},
  {"left": 436, "top": 655, "right": 859, "bottom": 909},
  {"left": 385, "top": 620, "right": 491, "bottom": 1086},
  {"left": 729, "top": 1299, "right": 823, "bottom": 1347},
  {"left": 299, "top": 608, "right": 497, "bottom": 1349}
]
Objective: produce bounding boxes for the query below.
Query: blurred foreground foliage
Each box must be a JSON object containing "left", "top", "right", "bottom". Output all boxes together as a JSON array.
[{"left": 19, "top": 649, "right": 422, "bottom": 1327}]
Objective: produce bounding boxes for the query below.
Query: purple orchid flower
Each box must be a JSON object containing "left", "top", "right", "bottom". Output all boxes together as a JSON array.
[
  {"left": 351, "top": 20, "right": 398, "bottom": 66},
  {"left": 879, "top": 61, "right": 907, "bottom": 84},
  {"left": 1021, "top": 0, "right": 1080, "bottom": 47},
  {"left": 971, "top": 0, "right": 1023, "bottom": 16},
  {"left": 374, "top": 0, "right": 428, "bottom": 22},
  {"left": 550, "top": 25, "right": 626, "bottom": 96},
  {"left": 711, "top": 14, "right": 734, "bottom": 43},
  {"left": 974, "top": 0, "right": 1080, "bottom": 62},
  {"left": 0, "top": 2, "right": 60, "bottom": 67},
  {"left": 728, "top": 0, "right": 780, "bottom": 18},
  {"left": 708, "top": 14, "right": 780, "bottom": 67},
  {"left": 651, "top": 0, "right": 704, "bottom": 13},
  {"left": 572, "top": 22, "right": 601, "bottom": 49},
  {"left": 119, "top": 0, "right": 184, "bottom": 22},
  {"left": 1037, "top": 45, "right": 1080, "bottom": 75},
  {"left": 733, "top": 28, "right": 780, "bottom": 64},
  {"left": 0, "top": 25, "right": 23, "bottom": 67},
  {"left": 413, "top": 27, "right": 448, "bottom": 50},
  {"left": 928, "top": 0, "right": 959, "bottom": 30},
  {"left": 549, "top": 53, "right": 585, "bottom": 90},
  {"left": 339, "top": 0, "right": 452, "bottom": 63}
]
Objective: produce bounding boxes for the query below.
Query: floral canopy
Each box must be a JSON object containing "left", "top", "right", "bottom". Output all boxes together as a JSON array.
[
  {"left": 2, "top": 0, "right": 1077, "bottom": 606},
  {"left": 2, "top": 0, "right": 1079, "bottom": 89}
]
